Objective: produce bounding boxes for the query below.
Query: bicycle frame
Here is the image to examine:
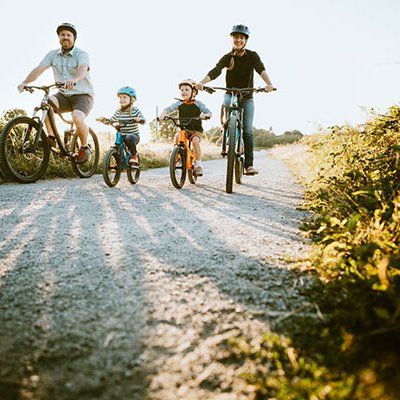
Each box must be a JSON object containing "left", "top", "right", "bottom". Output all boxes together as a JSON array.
[
  {"left": 221, "top": 92, "right": 244, "bottom": 156},
  {"left": 177, "top": 129, "right": 196, "bottom": 170},
  {"left": 27, "top": 84, "right": 75, "bottom": 158},
  {"left": 114, "top": 131, "right": 132, "bottom": 170}
]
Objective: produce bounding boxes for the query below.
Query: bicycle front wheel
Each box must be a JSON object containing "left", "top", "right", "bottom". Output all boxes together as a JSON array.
[
  {"left": 102, "top": 147, "right": 122, "bottom": 187},
  {"left": 0, "top": 116, "right": 50, "bottom": 183},
  {"left": 71, "top": 127, "right": 100, "bottom": 178},
  {"left": 127, "top": 154, "right": 141, "bottom": 184},
  {"left": 170, "top": 146, "right": 186, "bottom": 189},
  {"left": 226, "top": 115, "right": 237, "bottom": 193}
]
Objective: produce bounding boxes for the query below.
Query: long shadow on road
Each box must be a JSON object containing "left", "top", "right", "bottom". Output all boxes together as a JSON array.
[{"left": 0, "top": 166, "right": 312, "bottom": 399}]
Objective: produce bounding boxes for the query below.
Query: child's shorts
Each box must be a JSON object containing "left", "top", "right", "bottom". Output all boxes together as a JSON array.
[{"left": 186, "top": 130, "right": 202, "bottom": 142}]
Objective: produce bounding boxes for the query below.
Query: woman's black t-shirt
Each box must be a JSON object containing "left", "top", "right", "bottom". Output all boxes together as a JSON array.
[{"left": 207, "top": 49, "right": 266, "bottom": 98}]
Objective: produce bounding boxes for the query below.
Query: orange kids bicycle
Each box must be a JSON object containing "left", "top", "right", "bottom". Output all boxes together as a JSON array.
[{"left": 161, "top": 116, "right": 206, "bottom": 189}]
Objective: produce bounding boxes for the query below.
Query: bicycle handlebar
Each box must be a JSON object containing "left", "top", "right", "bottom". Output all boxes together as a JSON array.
[
  {"left": 96, "top": 118, "right": 144, "bottom": 130},
  {"left": 158, "top": 116, "right": 210, "bottom": 128},
  {"left": 203, "top": 86, "right": 277, "bottom": 94},
  {"left": 23, "top": 82, "right": 65, "bottom": 93}
]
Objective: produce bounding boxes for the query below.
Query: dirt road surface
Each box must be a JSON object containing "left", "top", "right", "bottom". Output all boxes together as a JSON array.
[{"left": 0, "top": 151, "right": 311, "bottom": 400}]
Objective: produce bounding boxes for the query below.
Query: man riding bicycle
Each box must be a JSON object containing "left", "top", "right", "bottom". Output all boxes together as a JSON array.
[{"left": 17, "top": 23, "right": 94, "bottom": 164}]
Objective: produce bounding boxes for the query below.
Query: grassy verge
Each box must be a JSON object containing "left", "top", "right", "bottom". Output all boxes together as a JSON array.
[{"left": 217, "top": 107, "right": 400, "bottom": 399}]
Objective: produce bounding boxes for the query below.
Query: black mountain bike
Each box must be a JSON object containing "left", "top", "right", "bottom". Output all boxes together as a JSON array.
[
  {"left": 0, "top": 83, "right": 99, "bottom": 183},
  {"left": 204, "top": 86, "right": 275, "bottom": 193}
]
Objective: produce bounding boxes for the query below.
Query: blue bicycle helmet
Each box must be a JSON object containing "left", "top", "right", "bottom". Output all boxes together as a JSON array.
[
  {"left": 57, "top": 23, "right": 77, "bottom": 38},
  {"left": 230, "top": 24, "right": 250, "bottom": 38},
  {"left": 117, "top": 86, "right": 137, "bottom": 99}
]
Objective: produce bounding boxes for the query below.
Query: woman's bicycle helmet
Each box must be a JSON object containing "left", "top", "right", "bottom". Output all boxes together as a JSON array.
[
  {"left": 117, "top": 86, "right": 137, "bottom": 99},
  {"left": 230, "top": 24, "right": 250, "bottom": 38}
]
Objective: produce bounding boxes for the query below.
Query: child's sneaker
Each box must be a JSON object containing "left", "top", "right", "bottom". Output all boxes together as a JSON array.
[
  {"left": 129, "top": 154, "right": 139, "bottom": 165},
  {"left": 194, "top": 165, "right": 203, "bottom": 176}
]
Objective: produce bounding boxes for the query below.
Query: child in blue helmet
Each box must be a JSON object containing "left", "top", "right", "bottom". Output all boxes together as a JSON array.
[
  {"left": 159, "top": 79, "right": 212, "bottom": 176},
  {"left": 97, "top": 86, "right": 145, "bottom": 164}
]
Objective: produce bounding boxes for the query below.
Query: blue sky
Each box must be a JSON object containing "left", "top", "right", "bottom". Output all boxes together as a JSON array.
[{"left": 1, "top": 0, "right": 399, "bottom": 142}]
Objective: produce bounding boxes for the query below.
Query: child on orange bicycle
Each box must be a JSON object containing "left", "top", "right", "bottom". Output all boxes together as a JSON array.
[
  {"left": 97, "top": 86, "right": 145, "bottom": 165},
  {"left": 158, "top": 79, "right": 212, "bottom": 176}
]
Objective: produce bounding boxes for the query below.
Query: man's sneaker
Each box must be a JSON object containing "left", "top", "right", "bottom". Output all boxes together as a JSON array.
[
  {"left": 75, "top": 146, "right": 91, "bottom": 164},
  {"left": 129, "top": 154, "right": 139, "bottom": 165},
  {"left": 194, "top": 165, "right": 203, "bottom": 176},
  {"left": 245, "top": 166, "right": 259, "bottom": 175}
]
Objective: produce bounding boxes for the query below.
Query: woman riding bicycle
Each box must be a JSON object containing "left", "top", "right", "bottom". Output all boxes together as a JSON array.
[{"left": 196, "top": 24, "right": 276, "bottom": 175}]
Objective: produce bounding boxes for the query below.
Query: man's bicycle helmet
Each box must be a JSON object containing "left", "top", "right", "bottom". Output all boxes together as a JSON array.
[
  {"left": 56, "top": 23, "right": 77, "bottom": 38},
  {"left": 117, "top": 86, "right": 137, "bottom": 99},
  {"left": 230, "top": 24, "right": 250, "bottom": 38}
]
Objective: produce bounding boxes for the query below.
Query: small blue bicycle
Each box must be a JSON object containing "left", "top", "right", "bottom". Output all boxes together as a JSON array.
[{"left": 97, "top": 118, "right": 141, "bottom": 187}]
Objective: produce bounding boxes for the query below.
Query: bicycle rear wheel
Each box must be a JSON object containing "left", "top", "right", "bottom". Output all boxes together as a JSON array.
[
  {"left": 187, "top": 146, "right": 197, "bottom": 184},
  {"left": 235, "top": 156, "right": 244, "bottom": 184},
  {"left": 0, "top": 116, "right": 50, "bottom": 183},
  {"left": 127, "top": 154, "right": 141, "bottom": 184},
  {"left": 170, "top": 146, "right": 186, "bottom": 189},
  {"left": 71, "top": 127, "right": 100, "bottom": 178},
  {"left": 102, "top": 147, "right": 122, "bottom": 187},
  {"left": 226, "top": 115, "right": 237, "bottom": 193}
]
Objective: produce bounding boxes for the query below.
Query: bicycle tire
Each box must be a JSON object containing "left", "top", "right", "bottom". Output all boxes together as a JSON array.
[
  {"left": 127, "top": 154, "right": 141, "bottom": 184},
  {"left": 102, "top": 147, "right": 121, "bottom": 187},
  {"left": 235, "top": 156, "right": 244, "bottom": 184},
  {"left": 226, "top": 115, "right": 236, "bottom": 193},
  {"left": 0, "top": 116, "right": 50, "bottom": 183},
  {"left": 188, "top": 166, "right": 197, "bottom": 184},
  {"left": 187, "top": 145, "right": 197, "bottom": 185},
  {"left": 71, "top": 127, "right": 100, "bottom": 178},
  {"left": 170, "top": 146, "right": 186, "bottom": 189}
]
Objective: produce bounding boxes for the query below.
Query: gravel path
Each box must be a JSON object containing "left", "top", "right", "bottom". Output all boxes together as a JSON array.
[{"left": 0, "top": 150, "right": 311, "bottom": 400}]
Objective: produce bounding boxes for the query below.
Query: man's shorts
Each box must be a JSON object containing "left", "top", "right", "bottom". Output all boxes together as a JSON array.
[{"left": 52, "top": 92, "right": 94, "bottom": 116}]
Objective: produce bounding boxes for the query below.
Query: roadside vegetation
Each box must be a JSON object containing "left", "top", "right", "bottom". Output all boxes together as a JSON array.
[{"left": 222, "top": 106, "right": 400, "bottom": 399}]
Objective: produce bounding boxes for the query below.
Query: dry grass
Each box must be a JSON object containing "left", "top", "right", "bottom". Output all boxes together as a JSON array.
[{"left": 268, "top": 143, "right": 314, "bottom": 183}]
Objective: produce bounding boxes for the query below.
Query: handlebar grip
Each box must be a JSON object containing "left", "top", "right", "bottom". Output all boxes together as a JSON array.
[{"left": 203, "top": 86, "right": 215, "bottom": 94}]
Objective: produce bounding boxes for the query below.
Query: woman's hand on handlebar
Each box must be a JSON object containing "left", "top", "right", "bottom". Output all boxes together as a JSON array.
[{"left": 265, "top": 84, "right": 277, "bottom": 93}]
